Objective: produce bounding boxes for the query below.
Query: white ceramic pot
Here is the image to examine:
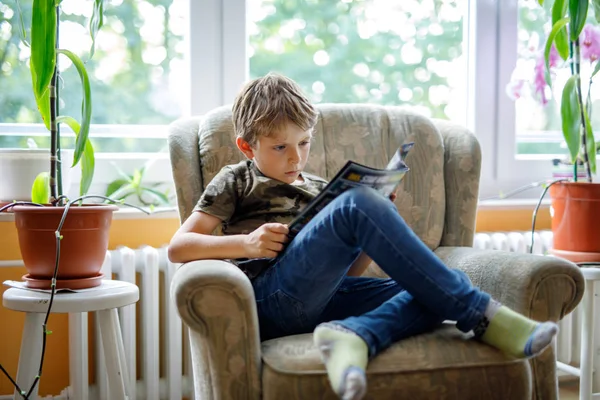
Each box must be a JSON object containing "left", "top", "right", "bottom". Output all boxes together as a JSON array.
[{"left": 0, "top": 149, "right": 74, "bottom": 202}]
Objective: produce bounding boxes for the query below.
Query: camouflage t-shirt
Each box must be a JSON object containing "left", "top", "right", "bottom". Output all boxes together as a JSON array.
[
  {"left": 195, "top": 159, "right": 328, "bottom": 235},
  {"left": 194, "top": 160, "right": 328, "bottom": 278}
]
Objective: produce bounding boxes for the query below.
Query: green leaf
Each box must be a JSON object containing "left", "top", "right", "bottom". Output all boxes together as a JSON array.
[
  {"left": 105, "top": 179, "right": 129, "bottom": 197},
  {"left": 545, "top": 17, "right": 570, "bottom": 86},
  {"left": 57, "top": 49, "right": 91, "bottom": 167},
  {"left": 30, "top": 0, "right": 57, "bottom": 129},
  {"left": 561, "top": 75, "right": 582, "bottom": 163},
  {"left": 143, "top": 187, "right": 170, "bottom": 205},
  {"left": 107, "top": 183, "right": 136, "bottom": 201},
  {"left": 569, "top": 0, "right": 589, "bottom": 41},
  {"left": 583, "top": 107, "right": 596, "bottom": 175},
  {"left": 110, "top": 161, "right": 133, "bottom": 182},
  {"left": 132, "top": 168, "right": 143, "bottom": 187},
  {"left": 592, "top": 60, "right": 600, "bottom": 80},
  {"left": 31, "top": 172, "right": 50, "bottom": 204},
  {"left": 14, "top": 0, "right": 30, "bottom": 47},
  {"left": 584, "top": 89, "right": 597, "bottom": 175},
  {"left": 89, "top": 0, "right": 104, "bottom": 59},
  {"left": 56, "top": 116, "right": 95, "bottom": 196},
  {"left": 80, "top": 139, "right": 95, "bottom": 196},
  {"left": 552, "top": 0, "right": 569, "bottom": 59},
  {"left": 593, "top": 0, "right": 600, "bottom": 23}
]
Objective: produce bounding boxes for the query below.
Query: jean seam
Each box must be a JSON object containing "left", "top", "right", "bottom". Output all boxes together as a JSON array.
[{"left": 348, "top": 203, "right": 487, "bottom": 325}]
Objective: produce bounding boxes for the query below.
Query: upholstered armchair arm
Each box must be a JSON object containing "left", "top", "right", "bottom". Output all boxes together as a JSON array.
[
  {"left": 171, "top": 260, "right": 262, "bottom": 400},
  {"left": 435, "top": 246, "right": 584, "bottom": 321},
  {"left": 435, "top": 246, "right": 585, "bottom": 398}
]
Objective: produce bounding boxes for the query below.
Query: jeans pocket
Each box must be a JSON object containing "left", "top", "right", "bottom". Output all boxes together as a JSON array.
[{"left": 256, "top": 289, "right": 307, "bottom": 339}]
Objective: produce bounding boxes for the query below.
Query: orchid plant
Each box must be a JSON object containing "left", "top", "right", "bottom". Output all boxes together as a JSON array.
[{"left": 507, "top": 0, "right": 600, "bottom": 182}]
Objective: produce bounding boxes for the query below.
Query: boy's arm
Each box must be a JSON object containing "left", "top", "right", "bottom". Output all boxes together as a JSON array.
[
  {"left": 347, "top": 252, "right": 372, "bottom": 276},
  {"left": 168, "top": 211, "right": 289, "bottom": 263}
]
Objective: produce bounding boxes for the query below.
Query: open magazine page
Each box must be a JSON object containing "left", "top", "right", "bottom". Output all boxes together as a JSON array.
[{"left": 287, "top": 142, "right": 414, "bottom": 238}]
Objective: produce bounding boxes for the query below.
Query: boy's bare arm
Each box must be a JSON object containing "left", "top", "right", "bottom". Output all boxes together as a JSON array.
[
  {"left": 168, "top": 211, "right": 288, "bottom": 263},
  {"left": 347, "top": 252, "right": 372, "bottom": 276}
]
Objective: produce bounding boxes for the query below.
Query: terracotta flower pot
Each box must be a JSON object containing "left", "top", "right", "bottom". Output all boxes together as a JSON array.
[
  {"left": 12, "top": 204, "right": 118, "bottom": 288},
  {"left": 549, "top": 182, "right": 600, "bottom": 262}
]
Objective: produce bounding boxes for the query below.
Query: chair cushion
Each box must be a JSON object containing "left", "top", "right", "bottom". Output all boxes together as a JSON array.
[{"left": 261, "top": 323, "right": 531, "bottom": 399}]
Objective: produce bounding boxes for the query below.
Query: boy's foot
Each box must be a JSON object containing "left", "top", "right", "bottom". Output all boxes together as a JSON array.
[
  {"left": 476, "top": 300, "right": 558, "bottom": 358},
  {"left": 313, "top": 323, "right": 368, "bottom": 400}
]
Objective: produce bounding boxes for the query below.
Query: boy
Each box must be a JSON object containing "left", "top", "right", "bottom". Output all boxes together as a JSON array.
[{"left": 168, "top": 73, "right": 558, "bottom": 400}]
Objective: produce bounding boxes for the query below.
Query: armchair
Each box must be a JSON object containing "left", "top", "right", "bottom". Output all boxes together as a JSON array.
[{"left": 168, "top": 104, "right": 584, "bottom": 399}]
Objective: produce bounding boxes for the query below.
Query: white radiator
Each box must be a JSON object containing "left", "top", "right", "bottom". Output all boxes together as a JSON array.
[
  {"left": 473, "top": 230, "right": 584, "bottom": 369},
  {"left": 91, "top": 245, "right": 192, "bottom": 400}
]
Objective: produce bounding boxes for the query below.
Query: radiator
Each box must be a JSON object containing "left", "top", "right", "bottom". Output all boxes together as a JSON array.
[
  {"left": 473, "top": 230, "right": 583, "bottom": 369},
  {"left": 89, "top": 245, "right": 192, "bottom": 400}
]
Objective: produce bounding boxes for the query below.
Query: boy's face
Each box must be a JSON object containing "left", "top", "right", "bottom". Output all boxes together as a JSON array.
[{"left": 237, "top": 121, "right": 312, "bottom": 184}]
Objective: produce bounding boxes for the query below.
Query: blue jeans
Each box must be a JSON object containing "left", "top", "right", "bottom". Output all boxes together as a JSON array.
[{"left": 251, "top": 187, "right": 490, "bottom": 357}]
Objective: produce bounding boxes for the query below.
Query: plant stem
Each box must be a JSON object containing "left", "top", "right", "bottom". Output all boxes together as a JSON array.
[
  {"left": 48, "top": 5, "right": 59, "bottom": 203},
  {"left": 570, "top": 40, "right": 579, "bottom": 182},
  {"left": 55, "top": 5, "right": 63, "bottom": 200},
  {"left": 574, "top": 38, "right": 593, "bottom": 182}
]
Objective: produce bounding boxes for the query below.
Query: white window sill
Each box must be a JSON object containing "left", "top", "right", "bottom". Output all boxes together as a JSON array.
[
  {"left": 0, "top": 206, "right": 179, "bottom": 223},
  {"left": 477, "top": 198, "right": 550, "bottom": 211}
]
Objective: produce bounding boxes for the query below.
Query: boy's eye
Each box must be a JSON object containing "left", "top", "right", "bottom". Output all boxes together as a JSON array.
[
  {"left": 273, "top": 145, "right": 285, "bottom": 151},
  {"left": 300, "top": 140, "right": 311, "bottom": 146}
]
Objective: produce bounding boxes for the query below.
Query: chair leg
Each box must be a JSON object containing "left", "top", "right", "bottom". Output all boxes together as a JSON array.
[
  {"left": 97, "top": 308, "right": 129, "bottom": 400},
  {"left": 14, "top": 312, "right": 44, "bottom": 400}
]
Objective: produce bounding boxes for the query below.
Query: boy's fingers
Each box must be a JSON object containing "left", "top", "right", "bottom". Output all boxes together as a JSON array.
[{"left": 267, "top": 223, "right": 289, "bottom": 234}]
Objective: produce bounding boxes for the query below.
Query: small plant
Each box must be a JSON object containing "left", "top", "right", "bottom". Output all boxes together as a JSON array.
[
  {"left": 106, "top": 162, "right": 172, "bottom": 208},
  {"left": 507, "top": 0, "right": 600, "bottom": 182}
]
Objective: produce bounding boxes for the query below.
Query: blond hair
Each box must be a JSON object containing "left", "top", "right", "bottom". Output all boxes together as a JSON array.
[{"left": 232, "top": 73, "right": 317, "bottom": 146}]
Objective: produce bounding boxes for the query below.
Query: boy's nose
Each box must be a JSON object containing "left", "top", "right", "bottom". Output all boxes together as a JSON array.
[{"left": 289, "top": 150, "right": 301, "bottom": 164}]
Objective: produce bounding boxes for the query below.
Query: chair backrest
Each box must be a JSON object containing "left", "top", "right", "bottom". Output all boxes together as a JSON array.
[{"left": 168, "top": 104, "right": 480, "bottom": 255}]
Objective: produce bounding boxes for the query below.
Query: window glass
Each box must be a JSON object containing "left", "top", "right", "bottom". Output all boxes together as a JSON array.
[
  {"left": 512, "top": 0, "right": 598, "bottom": 155},
  {"left": 248, "top": 0, "right": 467, "bottom": 124},
  {"left": 0, "top": 0, "right": 188, "bottom": 152}
]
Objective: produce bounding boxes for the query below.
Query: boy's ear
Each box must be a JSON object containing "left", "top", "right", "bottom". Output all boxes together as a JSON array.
[{"left": 236, "top": 137, "right": 254, "bottom": 159}]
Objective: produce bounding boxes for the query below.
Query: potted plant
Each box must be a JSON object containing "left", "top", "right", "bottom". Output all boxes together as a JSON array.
[
  {"left": 2, "top": 0, "right": 118, "bottom": 289},
  {"left": 508, "top": 0, "right": 600, "bottom": 262}
]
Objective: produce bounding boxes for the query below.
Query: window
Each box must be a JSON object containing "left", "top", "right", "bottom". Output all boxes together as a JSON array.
[
  {"left": 248, "top": 0, "right": 468, "bottom": 125},
  {"left": 2, "top": 0, "right": 589, "bottom": 202},
  {"left": 0, "top": 0, "right": 187, "bottom": 153},
  {"left": 511, "top": 0, "right": 598, "bottom": 156}
]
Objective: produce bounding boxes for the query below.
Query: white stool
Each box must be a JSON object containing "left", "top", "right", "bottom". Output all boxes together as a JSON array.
[{"left": 2, "top": 280, "right": 139, "bottom": 400}]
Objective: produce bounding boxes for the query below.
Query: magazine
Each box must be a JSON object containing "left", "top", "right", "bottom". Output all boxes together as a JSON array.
[{"left": 287, "top": 142, "right": 414, "bottom": 238}]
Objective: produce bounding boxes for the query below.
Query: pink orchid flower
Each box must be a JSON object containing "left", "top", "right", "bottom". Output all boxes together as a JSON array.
[{"left": 581, "top": 24, "right": 600, "bottom": 62}]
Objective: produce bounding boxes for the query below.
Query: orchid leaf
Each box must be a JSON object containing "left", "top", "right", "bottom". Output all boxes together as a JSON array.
[
  {"left": 545, "top": 17, "right": 570, "bottom": 87},
  {"left": 89, "top": 0, "right": 104, "bottom": 59},
  {"left": 593, "top": 0, "right": 600, "bottom": 23},
  {"left": 584, "top": 90, "right": 597, "bottom": 174},
  {"left": 31, "top": 0, "right": 56, "bottom": 129},
  {"left": 14, "top": 0, "right": 30, "bottom": 47},
  {"left": 57, "top": 49, "right": 91, "bottom": 167},
  {"left": 561, "top": 75, "right": 582, "bottom": 163},
  {"left": 56, "top": 116, "right": 95, "bottom": 196},
  {"left": 143, "top": 188, "right": 170, "bottom": 205},
  {"left": 552, "top": 0, "right": 569, "bottom": 60},
  {"left": 31, "top": 172, "right": 50, "bottom": 204},
  {"left": 105, "top": 179, "right": 130, "bottom": 197},
  {"left": 592, "top": 60, "right": 600, "bottom": 80},
  {"left": 569, "top": 0, "right": 589, "bottom": 41}
]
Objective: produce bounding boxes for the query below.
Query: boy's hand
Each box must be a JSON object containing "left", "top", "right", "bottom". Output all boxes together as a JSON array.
[
  {"left": 389, "top": 191, "right": 397, "bottom": 202},
  {"left": 244, "top": 223, "right": 289, "bottom": 258}
]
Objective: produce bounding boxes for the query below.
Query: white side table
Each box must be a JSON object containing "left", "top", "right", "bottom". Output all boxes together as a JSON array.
[
  {"left": 556, "top": 265, "right": 600, "bottom": 400},
  {"left": 2, "top": 280, "right": 139, "bottom": 400}
]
